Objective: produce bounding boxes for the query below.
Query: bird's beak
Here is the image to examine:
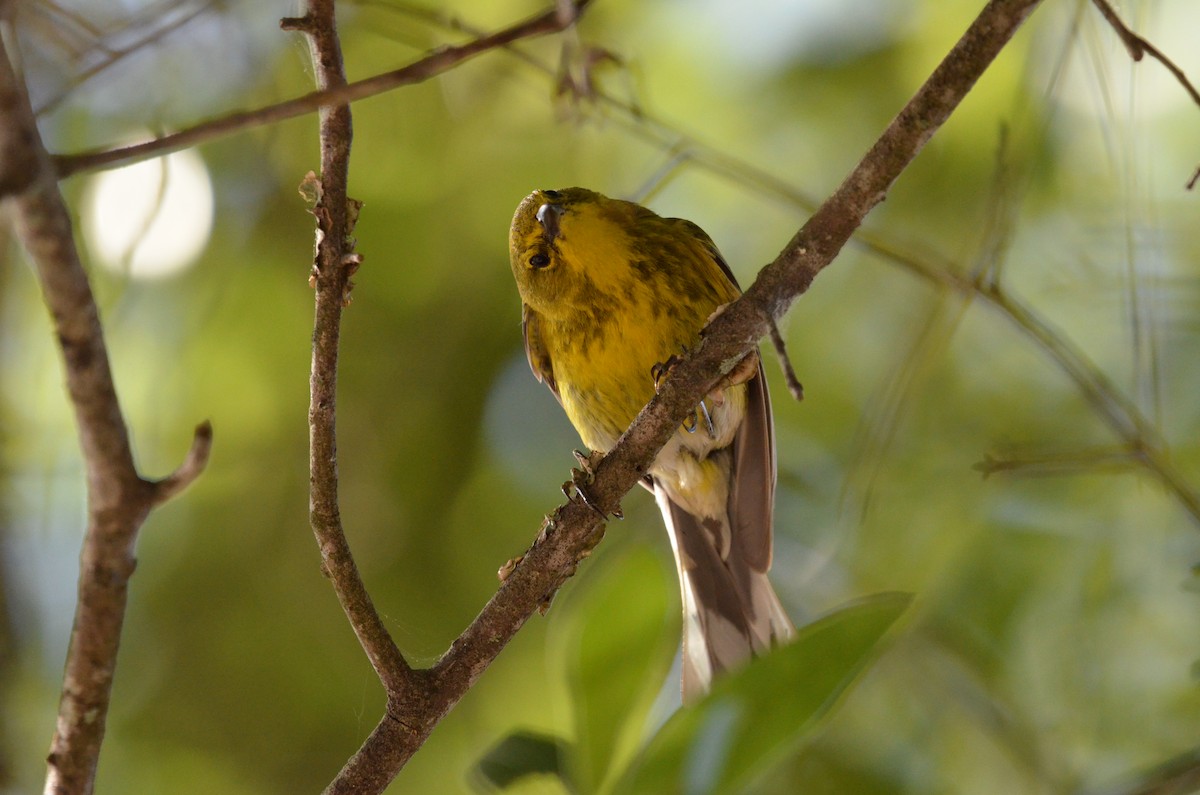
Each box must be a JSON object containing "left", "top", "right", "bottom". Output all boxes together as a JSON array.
[{"left": 536, "top": 203, "right": 564, "bottom": 240}]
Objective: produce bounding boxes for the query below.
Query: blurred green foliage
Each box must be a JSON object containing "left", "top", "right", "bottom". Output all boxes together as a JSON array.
[
  {"left": 2, "top": 0, "right": 1199, "bottom": 793},
  {"left": 476, "top": 583, "right": 909, "bottom": 794}
]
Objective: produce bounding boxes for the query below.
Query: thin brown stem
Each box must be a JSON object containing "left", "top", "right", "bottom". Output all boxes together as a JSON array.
[
  {"left": 1090, "top": 0, "right": 1200, "bottom": 107},
  {"left": 33, "top": 0, "right": 218, "bottom": 117},
  {"left": 52, "top": 0, "right": 594, "bottom": 179},
  {"left": 298, "top": 0, "right": 413, "bottom": 695},
  {"left": 295, "top": 1, "right": 431, "bottom": 792},
  {"left": 766, "top": 318, "right": 804, "bottom": 402},
  {"left": 149, "top": 421, "right": 214, "bottom": 505}
]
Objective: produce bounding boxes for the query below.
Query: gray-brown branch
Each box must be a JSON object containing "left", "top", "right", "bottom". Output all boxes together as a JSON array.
[{"left": 0, "top": 10, "right": 211, "bottom": 795}]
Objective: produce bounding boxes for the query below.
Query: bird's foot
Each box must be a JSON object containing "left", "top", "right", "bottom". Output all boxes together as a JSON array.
[
  {"left": 562, "top": 449, "right": 622, "bottom": 520},
  {"left": 651, "top": 351, "right": 685, "bottom": 393}
]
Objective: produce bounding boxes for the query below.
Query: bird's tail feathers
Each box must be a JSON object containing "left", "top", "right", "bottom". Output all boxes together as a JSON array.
[{"left": 656, "top": 486, "right": 793, "bottom": 702}]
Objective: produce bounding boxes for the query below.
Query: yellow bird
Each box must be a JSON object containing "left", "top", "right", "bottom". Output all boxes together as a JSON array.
[{"left": 508, "top": 187, "right": 794, "bottom": 701}]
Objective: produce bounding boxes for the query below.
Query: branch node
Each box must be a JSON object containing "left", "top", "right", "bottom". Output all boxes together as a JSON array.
[{"left": 279, "top": 15, "right": 314, "bottom": 33}]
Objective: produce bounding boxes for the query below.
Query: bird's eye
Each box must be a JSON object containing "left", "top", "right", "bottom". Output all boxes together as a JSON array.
[
  {"left": 542, "top": 189, "right": 561, "bottom": 200},
  {"left": 529, "top": 253, "right": 551, "bottom": 269}
]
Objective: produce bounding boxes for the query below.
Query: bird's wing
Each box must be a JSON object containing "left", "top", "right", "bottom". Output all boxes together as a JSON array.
[
  {"left": 521, "top": 303, "right": 560, "bottom": 404},
  {"left": 728, "top": 360, "right": 776, "bottom": 572},
  {"left": 669, "top": 217, "right": 774, "bottom": 569},
  {"left": 669, "top": 217, "right": 743, "bottom": 292}
]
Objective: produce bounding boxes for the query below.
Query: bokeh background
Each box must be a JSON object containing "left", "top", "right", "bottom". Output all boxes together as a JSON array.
[{"left": 3, "top": 0, "right": 1199, "bottom": 792}]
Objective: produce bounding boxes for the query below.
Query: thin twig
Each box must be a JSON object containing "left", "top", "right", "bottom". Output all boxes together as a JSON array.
[
  {"left": 974, "top": 445, "right": 1143, "bottom": 478},
  {"left": 982, "top": 284, "right": 1200, "bottom": 522},
  {"left": 52, "top": 0, "right": 594, "bottom": 179},
  {"left": 33, "top": 0, "right": 217, "bottom": 116},
  {"left": 0, "top": 7, "right": 210, "bottom": 793},
  {"left": 295, "top": 0, "right": 413, "bottom": 699},
  {"left": 1090, "top": 0, "right": 1200, "bottom": 107},
  {"left": 766, "top": 319, "right": 804, "bottom": 402},
  {"left": 149, "top": 421, "right": 214, "bottom": 505}
]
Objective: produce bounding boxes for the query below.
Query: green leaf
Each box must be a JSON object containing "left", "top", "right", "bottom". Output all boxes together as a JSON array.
[
  {"left": 560, "top": 545, "right": 678, "bottom": 794},
  {"left": 472, "top": 730, "right": 572, "bottom": 792},
  {"left": 615, "top": 592, "right": 913, "bottom": 795}
]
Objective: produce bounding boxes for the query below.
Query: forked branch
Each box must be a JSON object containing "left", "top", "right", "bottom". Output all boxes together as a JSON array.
[{"left": 299, "top": 0, "right": 1044, "bottom": 792}]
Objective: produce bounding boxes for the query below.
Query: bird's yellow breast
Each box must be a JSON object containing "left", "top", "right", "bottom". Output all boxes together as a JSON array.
[{"left": 544, "top": 287, "right": 684, "bottom": 453}]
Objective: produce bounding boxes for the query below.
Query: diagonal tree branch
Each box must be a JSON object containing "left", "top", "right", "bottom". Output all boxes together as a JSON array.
[
  {"left": 423, "top": 0, "right": 1044, "bottom": 777},
  {"left": 51, "top": 0, "right": 595, "bottom": 179},
  {"left": 564, "top": 0, "right": 1045, "bottom": 520},
  {"left": 33, "top": 0, "right": 219, "bottom": 117},
  {"left": 370, "top": 2, "right": 1190, "bottom": 527},
  {"left": 0, "top": 7, "right": 212, "bottom": 794},
  {"left": 292, "top": 0, "right": 1045, "bottom": 792}
]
